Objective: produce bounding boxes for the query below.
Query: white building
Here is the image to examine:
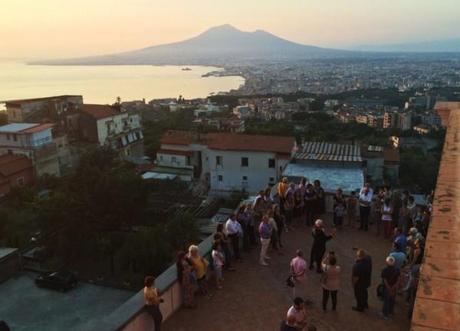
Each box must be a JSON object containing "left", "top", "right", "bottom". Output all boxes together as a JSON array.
[
  {"left": 0, "top": 123, "right": 60, "bottom": 176},
  {"left": 155, "top": 130, "right": 296, "bottom": 194}
]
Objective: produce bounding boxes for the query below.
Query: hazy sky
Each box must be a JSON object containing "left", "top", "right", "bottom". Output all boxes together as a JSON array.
[{"left": 1, "top": 0, "right": 459, "bottom": 59}]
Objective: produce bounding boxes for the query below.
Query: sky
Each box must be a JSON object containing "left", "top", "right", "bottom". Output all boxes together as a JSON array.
[{"left": 1, "top": 0, "right": 459, "bottom": 59}]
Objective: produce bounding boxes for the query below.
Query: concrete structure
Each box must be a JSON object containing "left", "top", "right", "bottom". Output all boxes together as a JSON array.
[
  {"left": 0, "top": 123, "right": 60, "bottom": 176},
  {"left": 0, "top": 154, "right": 34, "bottom": 199},
  {"left": 398, "top": 111, "right": 412, "bottom": 131},
  {"left": 411, "top": 102, "right": 460, "bottom": 331},
  {"left": 156, "top": 130, "right": 296, "bottom": 194},
  {"left": 0, "top": 248, "right": 20, "bottom": 284},
  {"left": 79, "top": 104, "right": 144, "bottom": 157},
  {"left": 3, "top": 95, "right": 83, "bottom": 123}
]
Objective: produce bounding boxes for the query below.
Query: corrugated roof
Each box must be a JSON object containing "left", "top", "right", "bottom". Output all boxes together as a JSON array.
[{"left": 296, "top": 141, "right": 362, "bottom": 162}]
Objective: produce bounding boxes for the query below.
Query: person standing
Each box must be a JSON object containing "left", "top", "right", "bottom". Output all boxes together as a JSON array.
[
  {"left": 290, "top": 249, "right": 307, "bottom": 300},
  {"left": 352, "top": 249, "right": 372, "bottom": 312},
  {"left": 309, "top": 219, "right": 334, "bottom": 273},
  {"left": 259, "top": 214, "right": 272, "bottom": 266},
  {"left": 313, "top": 180, "right": 326, "bottom": 217},
  {"left": 358, "top": 183, "right": 373, "bottom": 231},
  {"left": 277, "top": 177, "right": 289, "bottom": 213},
  {"left": 211, "top": 242, "right": 225, "bottom": 289},
  {"left": 237, "top": 205, "right": 250, "bottom": 251},
  {"left": 346, "top": 191, "right": 358, "bottom": 227},
  {"left": 144, "top": 276, "right": 164, "bottom": 331},
  {"left": 215, "top": 223, "right": 234, "bottom": 271},
  {"left": 381, "top": 256, "right": 400, "bottom": 320},
  {"left": 225, "top": 213, "right": 243, "bottom": 261},
  {"left": 188, "top": 245, "right": 209, "bottom": 296},
  {"left": 321, "top": 252, "right": 341, "bottom": 311},
  {"left": 333, "top": 188, "right": 346, "bottom": 229},
  {"left": 382, "top": 198, "right": 394, "bottom": 239},
  {"left": 273, "top": 204, "right": 285, "bottom": 248},
  {"left": 284, "top": 183, "right": 296, "bottom": 229},
  {"left": 245, "top": 203, "right": 257, "bottom": 246},
  {"left": 286, "top": 297, "right": 308, "bottom": 331},
  {"left": 176, "top": 251, "right": 196, "bottom": 308},
  {"left": 304, "top": 184, "right": 316, "bottom": 226}
]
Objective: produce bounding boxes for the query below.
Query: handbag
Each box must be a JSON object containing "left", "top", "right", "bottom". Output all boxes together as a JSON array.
[
  {"left": 286, "top": 275, "right": 295, "bottom": 288},
  {"left": 320, "top": 266, "right": 328, "bottom": 285}
]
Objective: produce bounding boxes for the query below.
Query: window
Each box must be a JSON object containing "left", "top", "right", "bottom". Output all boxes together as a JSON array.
[
  {"left": 171, "top": 156, "right": 177, "bottom": 163},
  {"left": 6, "top": 134, "right": 10, "bottom": 140},
  {"left": 16, "top": 177, "right": 25, "bottom": 187},
  {"left": 218, "top": 175, "right": 223, "bottom": 182},
  {"left": 241, "top": 157, "right": 249, "bottom": 167},
  {"left": 216, "top": 156, "right": 223, "bottom": 166},
  {"left": 242, "top": 176, "right": 248, "bottom": 181},
  {"left": 159, "top": 155, "right": 163, "bottom": 161},
  {"left": 269, "top": 177, "right": 275, "bottom": 183},
  {"left": 268, "top": 158, "right": 275, "bottom": 168},
  {"left": 13, "top": 134, "right": 17, "bottom": 142}
]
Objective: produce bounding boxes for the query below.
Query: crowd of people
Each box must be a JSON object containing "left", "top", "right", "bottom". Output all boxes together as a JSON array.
[{"left": 142, "top": 177, "right": 433, "bottom": 331}]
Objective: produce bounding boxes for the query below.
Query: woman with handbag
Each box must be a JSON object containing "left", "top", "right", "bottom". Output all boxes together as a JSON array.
[
  {"left": 289, "top": 249, "right": 307, "bottom": 300},
  {"left": 321, "top": 253, "right": 341, "bottom": 311}
]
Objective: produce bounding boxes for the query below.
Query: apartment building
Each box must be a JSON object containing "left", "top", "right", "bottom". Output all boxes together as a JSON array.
[{"left": 155, "top": 130, "right": 296, "bottom": 194}]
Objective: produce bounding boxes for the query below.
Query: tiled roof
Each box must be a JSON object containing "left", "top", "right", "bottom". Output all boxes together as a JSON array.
[
  {"left": 295, "top": 141, "right": 362, "bottom": 162},
  {"left": 160, "top": 130, "right": 295, "bottom": 154},
  {"left": 205, "top": 132, "right": 294, "bottom": 154},
  {"left": 0, "top": 154, "right": 33, "bottom": 177},
  {"left": 20, "top": 123, "right": 54, "bottom": 133},
  {"left": 82, "top": 104, "right": 119, "bottom": 119}
]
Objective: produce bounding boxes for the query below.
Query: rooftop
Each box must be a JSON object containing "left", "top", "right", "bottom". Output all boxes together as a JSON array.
[
  {"left": 81, "top": 104, "right": 120, "bottom": 120},
  {"left": 161, "top": 130, "right": 295, "bottom": 154},
  {"left": 0, "top": 272, "right": 134, "bottom": 331},
  {"left": 163, "top": 213, "right": 410, "bottom": 331},
  {"left": 0, "top": 154, "right": 33, "bottom": 177},
  {"left": 0, "top": 247, "right": 18, "bottom": 260},
  {"left": 0, "top": 123, "right": 37, "bottom": 133},
  {"left": 2, "top": 95, "right": 82, "bottom": 106},
  {"left": 295, "top": 141, "right": 362, "bottom": 163},
  {"left": 283, "top": 163, "right": 364, "bottom": 193}
]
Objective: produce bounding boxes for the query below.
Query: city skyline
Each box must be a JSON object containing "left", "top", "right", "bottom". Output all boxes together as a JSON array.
[{"left": 1, "top": 0, "right": 459, "bottom": 59}]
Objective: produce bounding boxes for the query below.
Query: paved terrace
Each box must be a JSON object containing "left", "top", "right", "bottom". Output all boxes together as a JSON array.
[
  {"left": 411, "top": 102, "right": 460, "bottom": 331},
  {"left": 163, "top": 214, "right": 410, "bottom": 331}
]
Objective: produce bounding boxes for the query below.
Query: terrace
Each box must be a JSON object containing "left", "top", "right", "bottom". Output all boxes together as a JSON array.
[{"left": 84, "top": 102, "right": 459, "bottom": 331}]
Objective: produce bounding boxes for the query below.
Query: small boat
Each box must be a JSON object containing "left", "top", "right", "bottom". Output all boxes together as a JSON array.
[{"left": 182, "top": 67, "right": 192, "bottom": 71}]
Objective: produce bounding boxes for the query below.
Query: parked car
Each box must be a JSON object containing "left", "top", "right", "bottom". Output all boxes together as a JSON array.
[{"left": 35, "top": 271, "right": 77, "bottom": 292}]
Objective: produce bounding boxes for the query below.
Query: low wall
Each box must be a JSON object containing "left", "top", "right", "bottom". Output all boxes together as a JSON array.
[{"left": 80, "top": 235, "right": 214, "bottom": 331}]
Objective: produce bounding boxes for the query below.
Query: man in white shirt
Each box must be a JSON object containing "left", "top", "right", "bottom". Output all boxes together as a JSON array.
[
  {"left": 225, "top": 214, "right": 242, "bottom": 261},
  {"left": 286, "top": 297, "right": 307, "bottom": 330},
  {"left": 358, "top": 183, "right": 373, "bottom": 231}
]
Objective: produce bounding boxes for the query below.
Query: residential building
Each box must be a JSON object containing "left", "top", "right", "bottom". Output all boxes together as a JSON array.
[
  {"left": 0, "top": 154, "right": 34, "bottom": 199},
  {"left": 4, "top": 95, "right": 83, "bottom": 123},
  {"left": 413, "top": 124, "right": 431, "bottom": 135},
  {"left": 232, "top": 105, "right": 254, "bottom": 119},
  {"left": 355, "top": 115, "right": 368, "bottom": 125},
  {"left": 155, "top": 130, "right": 296, "bottom": 194},
  {"left": 79, "top": 104, "right": 144, "bottom": 157},
  {"left": 0, "top": 123, "right": 60, "bottom": 176},
  {"left": 398, "top": 112, "right": 412, "bottom": 131},
  {"left": 383, "top": 111, "right": 397, "bottom": 129}
]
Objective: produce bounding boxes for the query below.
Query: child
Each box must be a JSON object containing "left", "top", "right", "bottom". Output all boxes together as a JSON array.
[
  {"left": 211, "top": 242, "right": 225, "bottom": 289},
  {"left": 346, "top": 191, "right": 358, "bottom": 226}
]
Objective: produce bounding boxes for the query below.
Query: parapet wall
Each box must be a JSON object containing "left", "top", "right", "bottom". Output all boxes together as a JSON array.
[{"left": 411, "top": 103, "right": 460, "bottom": 331}]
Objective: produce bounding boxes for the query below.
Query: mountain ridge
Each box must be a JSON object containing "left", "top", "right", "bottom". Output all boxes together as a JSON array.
[{"left": 32, "top": 24, "right": 351, "bottom": 66}]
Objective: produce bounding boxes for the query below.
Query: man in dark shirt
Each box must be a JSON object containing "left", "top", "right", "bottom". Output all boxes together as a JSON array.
[
  {"left": 309, "top": 219, "right": 334, "bottom": 273},
  {"left": 352, "top": 249, "right": 372, "bottom": 312},
  {"left": 381, "top": 256, "right": 400, "bottom": 319}
]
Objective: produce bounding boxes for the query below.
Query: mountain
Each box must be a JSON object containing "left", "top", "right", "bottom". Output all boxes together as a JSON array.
[
  {"left": 33, "top": 24, "right": 352, "bottom": 65},
  {"left": 353, "top": 38, "right": 460, "bottom": 53}
]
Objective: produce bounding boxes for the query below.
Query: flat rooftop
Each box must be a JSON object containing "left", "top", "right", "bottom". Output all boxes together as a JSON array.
[
  {"left": 0, "top": 247, "right": 18, "bottom": 260},
  {"left": 163, "top": 213, "right": 410, "bottom": 331},
  {"left": 0, "top": 272, "right": 134, "bottom": 331}
]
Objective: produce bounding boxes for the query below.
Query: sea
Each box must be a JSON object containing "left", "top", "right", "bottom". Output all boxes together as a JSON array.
[{"left": 0, "top": 61, "right": 245, "bottom": 105}]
